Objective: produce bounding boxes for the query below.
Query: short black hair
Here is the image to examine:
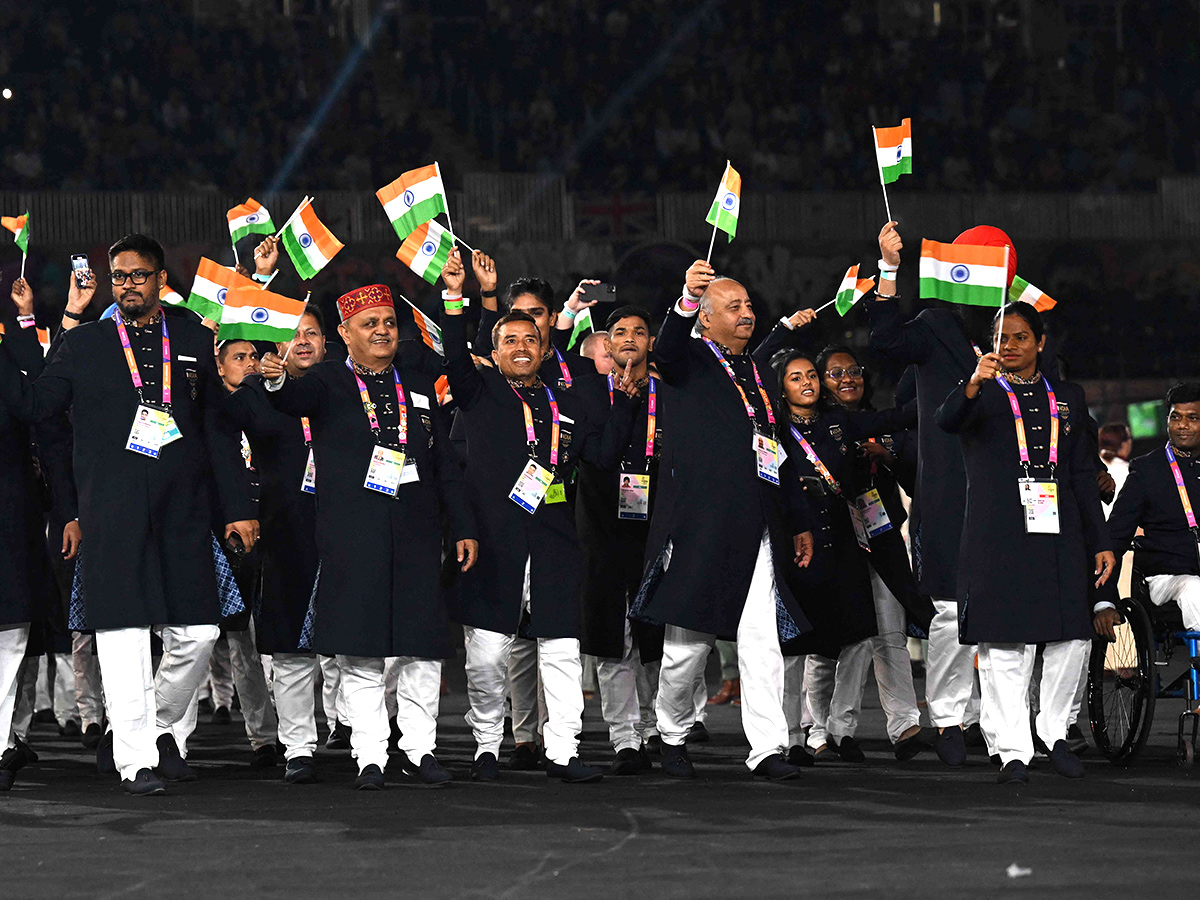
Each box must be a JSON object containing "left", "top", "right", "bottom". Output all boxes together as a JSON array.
[
  {"left": 491, "top": 310, "right": 542, "bottom": 350},
  {"left": 1098, "top": 422, "right": 1131, "bottom": 454},
  {"left": 1166, "top": 383, "right": 1200, "bottom": 407},
  {"left": 217, "top": 339, "right": 257, "bottom": 362},
  {"left": 504, "top": 277, "right": 556, "bottom": 313},
  {"left": 992, "top": 302, "right": 1045, "bottom": 343},
  {"left": 606, "top": 304, "right": 653, "bottom": 333},
  {"left": 108, "top": 233, "right": 165, "bottom": 272},
  {"left": 300, "top": 302, "right": 325, "bottom": 335}
]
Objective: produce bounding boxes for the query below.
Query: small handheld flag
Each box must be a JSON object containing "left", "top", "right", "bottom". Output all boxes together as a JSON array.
[
  {"left": 281, "top": 202, "right": 344, "bottom": 280},
  {"left": 399, "top": 295, "right": 444, "bottom": 356},
  {"left": 871, "top": 118, "right": 912, "bottom": 224},
  {"left": 566, "top": 306, "right": 594, "bottom": 350},
  {"left": 1009, "top": 275, "right": 1056, "bottom": 312},
  {"left": 218, "top": 286, "right": 307, "bottom": 342},
  {"left": 396, "top": 220, "right": 454, "bottom": 285},
  {"left": 814, "top": 265, "right": 876, "bottom": 316},
  {"left": 160, "top": 283, "right": 187, "bottom": 308},
  {"left": 377, "top": 164, "right": 448, "bottom": 243},
  {"left": 227, "top": 198, "right": 275, "bottom": 246},
  {"left": 188, "top": 258, "right": 260, "bottom": 322},
  {"left": 919, "top": 240, "right": 1008, "bottom": 308},
  {"left": 705, "top": 162, "right": 741, "bottom": 257},
  {"left": 2, "top": 212, "right": 29, "bottom": 254}
]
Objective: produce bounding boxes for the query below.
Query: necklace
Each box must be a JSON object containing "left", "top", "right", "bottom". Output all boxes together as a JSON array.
[
  {"left": 507, "top": 375, "right": 544, "bottom": 390},
  {"left": 790, "top": 409, "right": 819, "bottom": 426},
  {"left": 1003, "top": 369, "right": 1041, "bottom": 385},
  {"left": 1174, "top": 445, "right": 1194, "bottom": 458},
  {"left": 350, "top": 359, "right": 394, "bottom": 377}
]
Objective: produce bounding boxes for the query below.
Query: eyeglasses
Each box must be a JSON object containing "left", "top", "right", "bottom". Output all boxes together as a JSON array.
[
  {"left": 825, "top": 366, "right": 864, "bottom": 380},
  {"left": 109, "top": 269, "right": 160, "bottom": 285}
]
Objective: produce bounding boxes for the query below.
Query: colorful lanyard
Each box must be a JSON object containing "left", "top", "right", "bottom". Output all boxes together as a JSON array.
[
  {"left": 113, "top": 309, "right": 171, "bottom": 408},
  {"left": 553, "top": 348, "right": 572, "bottom": 388},
  {"left": 511, "top": 383, "right": 560, "bottom": 469},
  {"left": 301, "top": 417, "right": 312, "bottom": 447},
  {"left": 346, "top": 359, "right": 407, "bottom": 447},
  {"left": 790, "top": 425, "right": 840, "bottom": 495},
  {"left": 608, "top": 374, "right": 657, "bottom": 461},
  {"left": 1165, "top": 443, "right": 1198, "bottom": 530},
  {"left": 995, "top": 375, "right": 1058, "bottom": 474},
  {"left": 701, "top": 337, "right": 775, "bottom": 430}
]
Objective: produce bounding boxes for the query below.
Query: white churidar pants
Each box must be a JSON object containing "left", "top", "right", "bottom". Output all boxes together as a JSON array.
[
  {"left": 272, "top": 652, "right": 318, "bottom": 760},
  {"left": 925, "top": 596, "right": 977, "bottom": 728},
  {"left": 1146, "top": 574, "right": 1200, "bottom": 630},
  {"left": 508, "top": 636, "right": 545, "bottom": 744},
  {"left": 226, "top": 623, "right": 278, "bottom": 750},
  {"left": 655, "top": 530, "right": 788, "bottom": 770},
  {"left": 320, "top": 655, "right": 343, "bottom": 727},
  {"left": 0, "top": 625, "right": 30, "bottom": 753},
  {"left": 392, "top": 657, "right": 443, "bottom": 762},
  {"left": 783, "top": 654, "right": 807, "bottom": 748},
  {"left": 73, "top": 631, "right": 104, "bottom": 730},
  {"left": 596, "top": 613, "right": 643, "bottom": 752},
  {"left": 335, "top": 655, "right": 389, "bottom": 773}
]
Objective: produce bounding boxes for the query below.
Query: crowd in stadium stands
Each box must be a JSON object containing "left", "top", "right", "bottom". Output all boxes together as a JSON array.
[{"left": 1, "top": 1, "right": 1195, "bottom": 194}]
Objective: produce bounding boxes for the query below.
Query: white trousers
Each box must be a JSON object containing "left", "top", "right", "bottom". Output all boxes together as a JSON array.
[
  {"left": 95, "top": 624, "right": 219, "bottom": 781},
  {"left": 13, "top": 656, "right": 34, "bottom": 742},
  {"left": 73, "top": 631, "right": 104, "bottom": 730},
  {"left": 925, "top": 597, "right": 978, "bottom": 728},
  {"left": 1147, "top": 574, "right": 1200, "bottom": 630},
  {"left": 596, "top": 614, "right": 644, "bottom": 752},
  {"left": 392, "top": 657, "right": 443, "bottom": 762},
  {"left": 336, "top": 655, "right": 390, "bottom": 773},
  {"left": 978, "top": 639, "right": 1089, "bottom": 765},
  {"left": 206, "top": 635, "right": 234, "bottom": 710},
  {"left": 636, "top": 657, "right": 660, "bottom": 741},
  {"left": 0, "top": 624, "right": 30, "bottom": 753},
  {"left": 272, "top": 652, "right": 318, "bottom": 760},
  {"left": 783, "top": 655, "right": 808, "bottom": 748},
  {"left": 655, "top": 530, "right": 788, "bottom": 769},
  {"left": 320, "top": 655, "right": 343, "bottom": 726},
  {"left": 34, "top": 653, "right": 77, "bottom": 725},
  {"left": 509, "top": 636, "right": 545, "bottom": 744},
  {"left": 226, "top": 625, "right": 278, "bottom": 750},
  {"left": 384, "top": 656, "right": 398, "bottom": 719}
]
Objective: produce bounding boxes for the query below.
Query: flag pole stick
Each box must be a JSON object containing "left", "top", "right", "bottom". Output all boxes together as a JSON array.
[
  {"left": 19, "top": 251, "right": 25, "bottom": 281},
  {"left": 260, "top": 270, "right": 278, "bottom": 291},
  {"left": 813, "top": 297, "right": 838, "bottom": 314},
  {"left": 281, "top": 343, "right": 293, "bottom": 364},
  {"left": 449, "top": 231, "right": 476, "bottom": 254},
  {"left": 705, "top": 223, "right": 718, "bottom": 264},
  {"left": 872, "top": 126, "right": 894, "bottom": 224},
  {"left": 994, "top": 246, "right": 1010, "bottom": 355},
  {"left": 232, "top": 243, "right": 240, "bottom": 266},
  {"left": 436, "top": 161, "right": 457, "bottom": 240},
  {"left": 274, "top": 196, "right": 312, "bottom": 240}
]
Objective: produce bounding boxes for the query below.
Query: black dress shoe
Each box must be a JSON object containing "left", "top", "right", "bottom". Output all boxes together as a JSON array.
[
  {"left": 832, "top": 735, "right": 866, "bottom": 763},
  {"left": 32, "top": 708, "right": 56, "bottom": 725},
  {"left": 962, "top": 722, "right": 986, "bottom": 748},
  {"left": 546, "top": 757, "right": 604, "bottom": 783},
  {"left": 0, "top": 770, "right": 13, "bottom": 791},
  {"left": 753, "top": 753, "right": 800, "bottom": 781},
  {"left": 13, "top": 737, "right": 37, "bottom": 766},
  {"left": 660, "top": 743, "right": 695, "bottom": 778},
  {"left": 1048, "top": 740, "right": 1084, "bottom": 778},
  {"left": 508, "top": 742, "right": 543, "bottom": 770},
  {"left": 97, "top": 730, "right": 116, "bottom": 775},
  {"left": 786, "top": 744, "right": 815, "bottom": 768},
  {"left": 471, "top": 752, "right": 500, "bottom": 781},
  {"left": 1066, "top": 724, "right": 1090, "bottom": 755},
  {"left": 997, "top": 759, "right": 1029, "bottom": 785},
  {"left": 156, "top": 733, "right": 197, "bottom": 782},
  {"left": 894, "top": 733, "right": 929, "bottom": 761},
  {"left": 935, "top": 725, "right": 967, "bottom": 767},
  {"left": 81, "top": 723, "right": 102, "bottom": 750},
  {"left": 284, "top": 756, "right": 317, "bottom": 784},
  {"left": 401, "top": 753, "right": 452, "bottom": 786},
  {"left": 685, "top": 721, "right": 711, "bottom": 744},
  {"left": 212, "top": 706, "right": 232, "bottom": 725},
  {"left": 198, "top": 697, "right": 215, "bottom": 715},
  {"left": 325, "top": 721, "right": 351, "bottom": 750},
  {"left": 388, "top": 716, "right": 402, "bottom": 754},
  {"left": 0, "top": 744, "right": 24, "bottom": 789},
  {"left": 354, "top": 764, "right": 385, "bottom": 790},
  {"left": 250, "top": 744, "right": 278, "bottom": 768},
  {"left": 609, "top": 747, "right": 643, "bottom": 776},
  {"left": 644, "top": 735, "right": 663, "bottom": 755},
  {"left": 60, "top": 720, "right": 82, "bottom": 738},
  {"left": 122, "top": 768, "right": 167, "bottom": 796}
]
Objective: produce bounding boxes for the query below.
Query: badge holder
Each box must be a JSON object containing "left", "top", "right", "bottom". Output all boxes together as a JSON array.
[
  {"left": 856, "top": 488, "right": 893, "bottom": 539},
  {"left": 754, "top": 432, "right": 780, "bottom": 485},
  {"left": 848, "top": 501, "right": 872, "bottom": 551},
  {"left": 618, "top": 471, "right": 651, "bottom": 520},
  {"left": 1018, "top": 465, "right": 1060, "bottom": 535},
  {"left": 510, "top": 458, "right": 554, "bottom": 514},
  {"left": 126, "top": 404, "right": 172, "bottom": 458},
  {"left": 365, "top": 446, "right": 407, "bottom": 496},
  {"left": 301, "top": 449, "right": 317, "bottom": 494}
]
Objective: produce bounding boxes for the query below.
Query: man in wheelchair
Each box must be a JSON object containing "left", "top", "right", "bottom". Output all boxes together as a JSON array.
[{"left": 1099, "top": 383, "right": 1200, "bottom": 650}]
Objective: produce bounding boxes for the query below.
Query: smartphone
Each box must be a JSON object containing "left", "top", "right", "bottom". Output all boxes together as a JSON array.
[
  {"left": 70, "top": 254, "right": 90, "bottom": 289},
  {"left": 584, "top": 283, "right": 616, "bottom": 302}
]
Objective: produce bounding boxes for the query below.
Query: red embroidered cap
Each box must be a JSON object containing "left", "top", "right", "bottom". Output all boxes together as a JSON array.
[{"left": 336, "top": 284, "right": 394, "bottom": 322}]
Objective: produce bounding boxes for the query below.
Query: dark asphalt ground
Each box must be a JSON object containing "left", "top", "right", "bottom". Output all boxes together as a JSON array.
[{"left": 3, "top": 657, "right": 1197, "bottom": 900}]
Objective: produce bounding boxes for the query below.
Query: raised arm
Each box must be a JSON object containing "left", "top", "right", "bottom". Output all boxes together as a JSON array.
[
  {"left": 0, "top": 326, "right": 75, "bottom": 423},
  {"left": 752, "top": 308, "right": 815, "bottom": 370},
  {"left": 867, "top": 221, "right": 935, "bottom": 363},
  {"left": 655, "top": 260, "right": 713, "bottom": 383},
  {"left": 440, "top": 249, "right": 486, "bottom": 411},
  {"left": 937, "top": 351, "right": 1000, "bottom": 434},
  {"left": 256, "top": 355, "right": 329, "bottom": 419}
]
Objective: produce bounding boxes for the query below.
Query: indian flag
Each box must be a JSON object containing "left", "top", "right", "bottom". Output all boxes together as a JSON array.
[
  {"left": 0, "top": 322, "right": 50, "bottom": 354},
  {"left": 2, "top": 212, "right": 29, "bottom": 253},
  {"left": 434, "top": 374, "right": 451, "bottom": 406},
  {"left": 188, "top": 257, "right": 259, "bottom": 322},
  {"left": 705, "top": 161, "right": 741, "bottom": 241},
  {"left": 402, "top": 296, "right": 444, "bottom": 356},
  {"left": 218, "top": 286, "right": 307, "bottom": 342},
  {"left": 919, "top": 240, "right": 1008, "bottom": 308},
  {"left": 874, "top": 118, "right": 912, "bottom": 184},
  {"left": 396, "top": 219, "right": 453, "bottom": 284},
  {"left": 834, "top": 265, "right": 876, "bottom": 316},
  {"left": 226, "top": 198, "right": 275, "bottom": 245},
  {"left": 1009, "top": 275, "right": 1056, "bottom": 312},
  {"left": 377, "top": 164, "right": 447, "bottom": 243},
  {"left": 566, "top": 306, "right": 593, "bottom": 350},
  {"left": 281, "top": 203, "right": 344, "bottom": 280},
  {"left": 160, "top": 283, "right": 186, "bottom": 308}
]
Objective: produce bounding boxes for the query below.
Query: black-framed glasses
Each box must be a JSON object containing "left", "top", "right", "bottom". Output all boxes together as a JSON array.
[
  {"left": 109, "top": 269, "right": 160, "bottom": 285},
  {"left": 825, "top": 366, "right": 864, "bottom": 380}
]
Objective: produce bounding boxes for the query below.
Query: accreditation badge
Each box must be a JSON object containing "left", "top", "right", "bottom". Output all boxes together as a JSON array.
[
  {"left": 617, "top": 472, "right": 651, "bottom": 520},
  {"left": 855, "top": 488, "right": 893, "bottom": 539},
  {"left": 848, "top": 501, "right": 872, "bottom": 552},
  {"left": 399, "top": 460, "right": 420, "bottom": 485},
  {"left": 510, "top": 459, "right": 553, "bottom": 514},
  {"left": 364, "top": 445, "right": 406, "bottom": 496},
  {"left": 1018, "top": 478, "right": 1060, "bottom": 534},
  {"left": 301, "top": 449, "right": 317, "bottom": 494},
  {"left": 753, "top": 431, "right": 780, "bottom": 485},
  {"left": 126, "top": 404, "right": 170, "bottom": 458},
  {"left": 160, "top": 414, "right": 183, "bottom": 447}
]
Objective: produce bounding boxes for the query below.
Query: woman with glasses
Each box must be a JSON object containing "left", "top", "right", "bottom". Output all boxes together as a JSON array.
[
  {"left": 937, "top": 302, "right": 1114, "bottom": 784},
  {"left": 771, "top": 349, "right": 919, "bottom": 764}
]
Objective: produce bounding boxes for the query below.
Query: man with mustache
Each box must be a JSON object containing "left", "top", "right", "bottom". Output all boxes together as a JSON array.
[
  {"left": 0, "top": 233, "right": 257, "bottom": 795},
  {"left": 631, "top": 260, "right": 816, "bottom": 782}
]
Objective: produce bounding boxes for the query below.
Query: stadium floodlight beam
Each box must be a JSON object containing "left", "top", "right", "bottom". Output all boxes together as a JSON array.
[{"left": 265, "top": 2, "right": 393, "bottom": 194}]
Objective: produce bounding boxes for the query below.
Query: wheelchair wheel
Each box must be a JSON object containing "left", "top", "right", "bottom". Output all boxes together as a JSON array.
[{"left": 1088, "top": 595, "right": 1156, "bottom": 764}]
